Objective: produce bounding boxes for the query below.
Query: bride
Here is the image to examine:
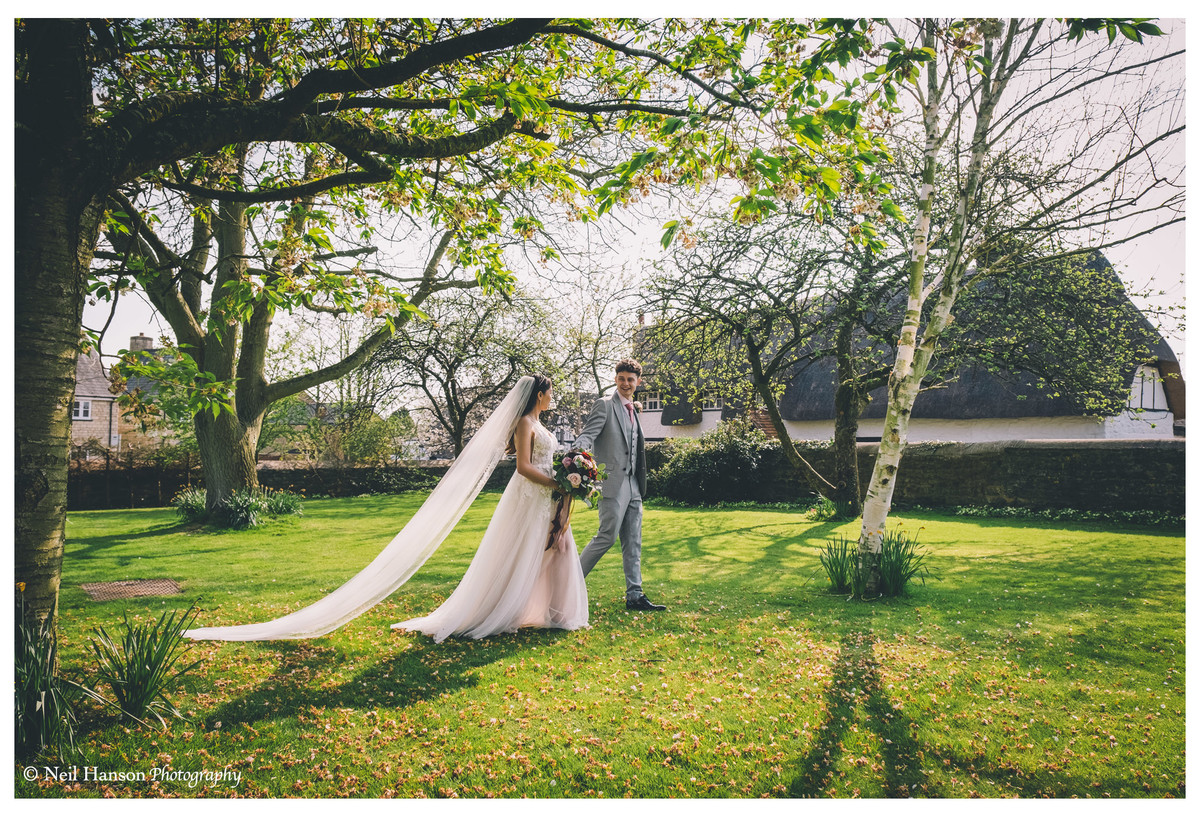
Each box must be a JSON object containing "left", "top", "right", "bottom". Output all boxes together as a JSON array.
[
  {"left": 394, "top": 374, "right": 587, "bottom": 641},
  {"left": 185, "top": 374, "right": 588, "bottom": 643}
]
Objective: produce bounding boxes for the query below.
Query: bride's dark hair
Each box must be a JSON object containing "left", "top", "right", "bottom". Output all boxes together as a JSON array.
[
  {"left": 520, "top": 373, "right": 552, "bottom": 416},
  {"left": 507, "top": 374, "right": 552, "bottom": 454}
]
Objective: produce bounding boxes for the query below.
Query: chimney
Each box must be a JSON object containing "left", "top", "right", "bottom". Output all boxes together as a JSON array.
[{"left": 128, "top": 333, "right": 154, "bottom": 353}]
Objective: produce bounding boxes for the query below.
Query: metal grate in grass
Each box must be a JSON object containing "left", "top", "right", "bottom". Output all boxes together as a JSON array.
[{"left": 80, "top": 579, "right": 182, "bottom": 602}]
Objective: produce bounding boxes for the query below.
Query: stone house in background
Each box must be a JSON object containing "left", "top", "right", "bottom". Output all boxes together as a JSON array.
[
  {"left": 70, "top": 348, "right": 122, "bottom": 451},
  {"left": 70, "top": 333, "right": 174, "bottom": 456}
]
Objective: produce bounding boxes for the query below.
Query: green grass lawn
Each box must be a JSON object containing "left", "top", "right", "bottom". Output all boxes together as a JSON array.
[{"left": 18, "top": 494, "right": 1185, "bottom": 798}]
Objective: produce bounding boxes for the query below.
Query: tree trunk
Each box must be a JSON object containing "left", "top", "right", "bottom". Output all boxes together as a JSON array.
[
  {"left": 14, "top": 19, "right": 104, "bottom": 625},
  {"left": 857, "top": 22, "right": 942, "bottom": 596},
  {"left": 857, "top": 23, "right": 1012, "bottom": 595},
  {"left": 830, "top": 378, "right": 866, "bottom": 517},
  {"left": 195, "top": 407, "right": 265, "bottom": 509},
  {"left": 14, "top": 184, "right": 103, "bottom": 625},
  {"left": 830, "top": 305, "right": 872, "bottom": 518}
]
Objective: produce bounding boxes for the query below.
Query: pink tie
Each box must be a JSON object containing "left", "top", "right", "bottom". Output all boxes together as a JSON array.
[{"left": 626, "top": 402, "right": 635, "bottom": 424}]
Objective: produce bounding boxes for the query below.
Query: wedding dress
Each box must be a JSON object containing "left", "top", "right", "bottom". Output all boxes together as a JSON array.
[
  {"left": 393, "top": 421, "right": 588, "bottom": 642},
  {"left": 185, "top": 376, "right": 585, "bottom": 642}
]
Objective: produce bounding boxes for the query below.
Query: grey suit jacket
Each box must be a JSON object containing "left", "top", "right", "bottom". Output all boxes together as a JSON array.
[{"left": 575, "top": 393, "right": 647, "bottom": 499}]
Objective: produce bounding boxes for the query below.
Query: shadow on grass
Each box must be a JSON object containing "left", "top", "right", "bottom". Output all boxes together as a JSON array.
[
  {"left": 784, "top": 613, "right": 1174, "bottom": 799},
  {"left": 648, "top": 514, "right": 845, "bottom": 577},
  {"left": 789, "top": 625, "right": 926, "bottom": 798},
  {"left": 65, "top": 521, "right": 206, "bottom": 560},
  {"left": 201, "top": 627, "right": 575, "bottom": 729}
]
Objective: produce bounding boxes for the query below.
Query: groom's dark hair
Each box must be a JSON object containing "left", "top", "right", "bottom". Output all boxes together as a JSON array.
[{"left": 615, "top": 358, "right": 642, "bottom": 376}]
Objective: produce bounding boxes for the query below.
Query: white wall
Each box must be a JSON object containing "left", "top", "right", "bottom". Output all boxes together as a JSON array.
[
  {"left": 639, "top": 409, "right": 723, "bottom": 441},
  {"left": 645, "top": 414, "right": 1172, "bottom": 444},
  {"left": 1106, "top": 365, "right": 1175, "bottom": 438},
  {"left": 640, "top": 364, "right": 1178, "bottom": 442},
  {"left": 780, "top": 416, "right": 1112, "bottom": 442}
]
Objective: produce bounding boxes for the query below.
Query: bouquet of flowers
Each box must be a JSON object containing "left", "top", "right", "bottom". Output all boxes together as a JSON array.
[
  {"left": 552, "top": 449, "right": 606, "bottom": 507},
  {"left": 546, "top": 449, "right": 606, "bottom": 551}
]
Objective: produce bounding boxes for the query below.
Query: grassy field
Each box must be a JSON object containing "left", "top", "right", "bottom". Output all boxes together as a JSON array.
[{"left": 17, "top": 494, "right": 1185, "bottom": 798}]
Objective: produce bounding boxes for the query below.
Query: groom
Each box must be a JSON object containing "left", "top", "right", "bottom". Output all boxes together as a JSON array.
[{"left": 574, "top": 358, "right": 665, "bottom": 612}]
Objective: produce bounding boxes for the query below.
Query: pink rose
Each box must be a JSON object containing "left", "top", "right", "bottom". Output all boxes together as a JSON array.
[
  {"left": 562, "top": 456, "right": 574, "bottom": 467},
  {"left": 567, "top": 473, "right": 582, "bottom": 488}
]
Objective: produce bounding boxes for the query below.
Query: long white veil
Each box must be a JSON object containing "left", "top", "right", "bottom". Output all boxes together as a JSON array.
[{"left": 185, "top": 376, "right": 536, "bottom": 641}]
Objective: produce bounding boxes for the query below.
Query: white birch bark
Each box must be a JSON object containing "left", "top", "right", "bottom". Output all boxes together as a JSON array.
[{"left": 858, "top": 20, "right": 1031, "bottom": 592}]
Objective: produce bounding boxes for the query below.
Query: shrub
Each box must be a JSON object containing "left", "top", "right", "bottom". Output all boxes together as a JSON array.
[
  {"left": 172, "top": 487, "right": 304, "bottom": 528},
  {"left": 212, "top": 489, "right": 265, "bottom": 529},
  {"left": 946, "top": 504, "right": 1183, "bottom": 527},
  {"left": 649, "top": 418, "right": 773, "bottom": 504},
  {"left": 15, "top": 594, "right": 82, "bottom": 760},
  {"left": 171, "top": 487, "right": 207, "bottom": 523},
  {"left": 87, "top": 604, "right": 203, "bottom": 727},
  {"left": 260, "top": 487, "right": 304, "bottom": 517},
  {"left": 644, "top": 436, "right": 697, "bottom": 473},
  {"left": 808, "top": 496, "right": 857, "bottom": 521}
]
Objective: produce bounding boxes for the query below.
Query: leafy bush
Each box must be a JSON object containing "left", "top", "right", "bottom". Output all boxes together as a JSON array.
[
  {"left": 172, "top": 487, "right": 305, "bottom": 528},
  {"left": 171, "top": 487, "right": 207, "bottom": 523},
  {"left": 808, "top": 496, "right": 857, "bottom": 521},
  {"left": 946, "top": 504, "right": 1183, "bottom": 527},
  {"left": 649, "top": 418, "right": 774, "bottom": 504},
  {"left": 87, "top": 604, "right": 203, "bottom": 727},
  {"left": 644, "top": 436, "right": 698, "bottom": 473},
  {"left": 15, "top": 594, "right": 81, "bottom": 760}
]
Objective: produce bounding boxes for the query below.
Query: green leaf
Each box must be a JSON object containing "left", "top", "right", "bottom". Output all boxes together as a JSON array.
[{"left": 661, "top": 220, "right": 680, "bottom": 249}]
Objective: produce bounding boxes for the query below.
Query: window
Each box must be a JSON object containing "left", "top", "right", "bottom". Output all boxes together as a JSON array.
[
  {"left": 640, "top": 390, "right": 663, "bottom": 411},
  {"left": 1130, "top": 366, "right": 1164, "bottom": 411},
  {"left": 72, "top": 399, "right": 92, "bottom": 420},
  {"left": 701, "top": 394, "right": 724, "bottom": 410}
]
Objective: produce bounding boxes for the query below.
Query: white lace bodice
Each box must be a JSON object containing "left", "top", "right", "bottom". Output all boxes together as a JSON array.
[
  {"left": 509, "top": 422, "right": 556, "bottom": 506},
  {"left": 531, "top": 422, "right": 556, "bottom": 474}
]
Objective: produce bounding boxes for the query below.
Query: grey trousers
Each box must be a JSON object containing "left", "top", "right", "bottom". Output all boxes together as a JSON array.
[{"left": 579, "top": 476, "right": 643, "bottom": 600}]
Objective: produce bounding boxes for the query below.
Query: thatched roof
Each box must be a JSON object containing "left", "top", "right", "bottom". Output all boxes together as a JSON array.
[
  {"left": 781, "top": 356, "right": 1103, "bottom": 420},
  {"left": 781, "top": 255, "right": 1181, "bottom": 422},
  {"left": 644, "top": 252, "right": 1183, "bottom": 424}
]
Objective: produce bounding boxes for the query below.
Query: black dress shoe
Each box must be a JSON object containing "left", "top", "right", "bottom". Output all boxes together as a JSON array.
[{"left": 626, "top": 594, "right": 666, "bottom": 611}]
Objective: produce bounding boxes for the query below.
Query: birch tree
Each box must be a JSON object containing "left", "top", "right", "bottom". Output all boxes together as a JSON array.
[{"left": 852, "top": 18, "right": 1182, "bottom": 593}]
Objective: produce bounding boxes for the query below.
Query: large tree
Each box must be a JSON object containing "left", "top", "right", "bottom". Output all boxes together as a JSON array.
[
  {"left": 645, "top": 207, "right": 906, "bottom": 516},
  {"left": 645, "top": 201, "right": 1163, "bottom": 519},
  {"left": 15, "top": 17, "right": 788, "bottom": 624}
]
